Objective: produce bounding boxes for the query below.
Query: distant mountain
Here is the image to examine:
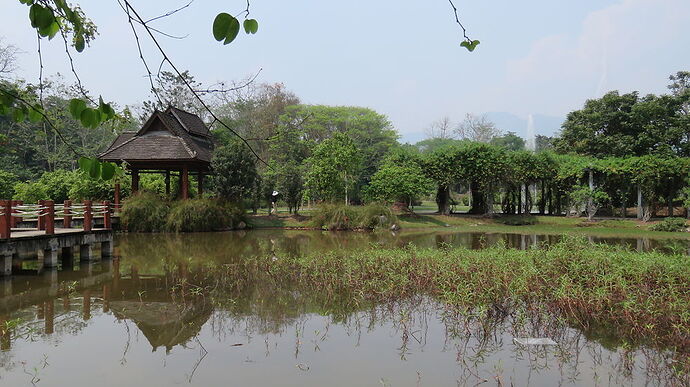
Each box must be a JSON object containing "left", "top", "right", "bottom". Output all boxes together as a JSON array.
[{"left": 484, "top": 112, "right": 564, "bottom": 140}]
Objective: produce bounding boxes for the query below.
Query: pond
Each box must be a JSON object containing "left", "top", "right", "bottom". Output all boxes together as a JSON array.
[{"left": 0, "top": 230, "right": 688, "bottom": 386}]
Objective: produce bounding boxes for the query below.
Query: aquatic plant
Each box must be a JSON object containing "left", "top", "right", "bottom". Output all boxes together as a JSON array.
[{"left": 233, "top": 237, "right": 690, "bottom": 353}]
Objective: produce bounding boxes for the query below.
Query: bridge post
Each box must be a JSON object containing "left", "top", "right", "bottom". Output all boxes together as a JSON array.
[
  {"left": 103, "top": 201, "right": 111, "bottom": 229},
  {"left": 45, "top": 200, "right": 55, "bottom": 235},
  {"left": 42, "top": 245, "right": 59, "bottom": 268},
  {"left": 101, "top": 240, "right": 113, "bottom": 258},
  {"left": 0, "top": 245, "right": 11, "bottom": 275},
  {"left": 10, "top": 200, "right": 19, "bottom": 228},
  {"left": 37, "top": 200, "right": 46, "bottom": 231},
  {"left": 0, "top": 200, "right": 10, "bottom": 239},
  {"left": 83, "top": 200, "right": 92, "bottom": 232},
  {"left": 63, "top": 200, "right": 72, "bottom": 228}
]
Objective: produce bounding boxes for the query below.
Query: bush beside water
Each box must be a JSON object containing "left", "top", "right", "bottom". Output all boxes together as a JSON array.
[
  {"left": 495, "top": 215, "right": 538, "bottom": 226},
  {"left": 311, "top": 203, "right": 397, "bottom": 230},
  {"left": 650, "top": 217, "right": 688, "bottom": 232},
  {"left": 121, "top": 192, "right": 245, "bottom": 232}
]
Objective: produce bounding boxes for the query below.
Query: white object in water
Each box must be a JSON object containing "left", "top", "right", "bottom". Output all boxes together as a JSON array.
[{"left": 513, "top": 337, "right": 557, "bottom": 346}]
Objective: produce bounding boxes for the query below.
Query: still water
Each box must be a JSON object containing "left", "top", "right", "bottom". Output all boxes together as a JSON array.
[{"left": 0, "top": 230, "right": 687, "bottom": 386}]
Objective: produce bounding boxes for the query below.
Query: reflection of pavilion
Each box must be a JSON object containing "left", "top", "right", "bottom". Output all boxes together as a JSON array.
[{"left": 111, "top": 299, "right": 211, "bottom": 353}]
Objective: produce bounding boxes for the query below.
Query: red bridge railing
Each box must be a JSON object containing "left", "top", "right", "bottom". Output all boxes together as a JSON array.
[{"left": 0, "top": 200, "right": 114, "bottom": 240}]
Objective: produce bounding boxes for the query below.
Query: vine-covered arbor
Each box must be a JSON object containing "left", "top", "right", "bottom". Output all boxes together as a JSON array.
[{"left": 99, "top": 107, "right": 213, "bottom": 200}]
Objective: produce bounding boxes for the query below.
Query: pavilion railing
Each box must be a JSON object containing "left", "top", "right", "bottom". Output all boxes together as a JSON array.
[{"left": 0, "top": 199, "right": 113, "bottom": 239}]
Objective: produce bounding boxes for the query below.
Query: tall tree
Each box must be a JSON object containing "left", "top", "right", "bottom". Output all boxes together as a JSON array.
[
  {"left": 490, "top": 131, "right": 526, "bottom": 151},
  {"left": 304, "top": 132, "right": 361, "bottom": 204},
  {"left": 455, "top": 113, "right": 501, "bottom": 143}
]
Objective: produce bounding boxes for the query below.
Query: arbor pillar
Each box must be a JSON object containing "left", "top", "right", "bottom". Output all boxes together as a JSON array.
[
  {"left": 131, "top": 168, "right": 140, "bottom": 194},
  {"left": 181, "top": 167, "right": 189, "bottom": 199},
  {"left": 165, "top": 171, "right": 171, "bottom": 196},
  {"left": 198, "top": 173, "right": 204, "bottom": 197},
  {"left": 114, "top": 183, "right": 121, "bottom": 212}
]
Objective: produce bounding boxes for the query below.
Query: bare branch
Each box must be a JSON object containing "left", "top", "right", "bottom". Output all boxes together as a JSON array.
[
  {"left": 121, "top": 0, "right": 267, "bottom": 166},
  {"left": 0, "top": 39, "right": 20, "bottom": 77},
  {"left": 194, "top": 69, "right": 263, "bottom": 94},
  {"left": 145, "top": 0, "right": 194, "bottom": 24},
  {"left": 448, "top": 0, "right": 472, "bottom": 42}
]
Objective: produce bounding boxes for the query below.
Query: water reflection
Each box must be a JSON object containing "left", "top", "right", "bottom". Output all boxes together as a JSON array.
[{"left": 0, "top": 231, "right": 687, "bottom": 386}]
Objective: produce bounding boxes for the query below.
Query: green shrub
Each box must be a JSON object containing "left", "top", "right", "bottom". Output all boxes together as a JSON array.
[
  {"left": 166, "top": 199, "right": 245, "bottom": 232},
  {"left": 120, "top": 192, "right": 171, "bottom": 232},
  {"left": 311, "top": 203, "right": 398, "bottom": 230},
  {"left": 650, "top": 217, "right": 688, "bottom": 232},
  {"left": 12, "top": 181, "right": 49, "bottom": 203},
  {"left": 496, "top": 215, "right": 538, "bottom": 226},
  {"left": 0, "top": 170, "right": 18, "bottom": 199}
]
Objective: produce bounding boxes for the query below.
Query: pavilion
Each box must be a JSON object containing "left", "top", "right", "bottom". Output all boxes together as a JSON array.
[{"left": 99, "top": 107, "right": 213, "bottom": 200}]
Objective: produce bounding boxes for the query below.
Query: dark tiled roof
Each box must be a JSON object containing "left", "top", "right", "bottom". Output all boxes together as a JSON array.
[
  {"left": 99, "top": 108, "right": 213, "bottom": 163},
  {"left": 169, "top": 107, "right": 210, "bottom": 137}
]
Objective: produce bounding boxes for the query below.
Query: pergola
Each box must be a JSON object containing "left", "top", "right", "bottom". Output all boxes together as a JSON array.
[{"left": 99, "top": 107, "right": 213, "bottom": 200}]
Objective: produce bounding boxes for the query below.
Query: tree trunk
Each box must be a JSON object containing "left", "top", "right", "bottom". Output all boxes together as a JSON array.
[
  {"left": 539, "top": 180, "right": 546, "bottom": 215},
  {"left": 468, "top": 181, "right": 487, "bottom": 214},
  {"left": 667, "top": 193, "right": 673, "bottom": 217},
  {"left": 517, "top": 186, "right": 522, "bottom": 215},
  {"left": 436, "top": 185, "right": 451, "bottom": 215},
  {"left": 637, "top": 185, "right": 643, "bottom": 220}
]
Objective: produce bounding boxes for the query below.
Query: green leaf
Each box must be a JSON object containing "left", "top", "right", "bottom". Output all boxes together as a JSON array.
[
  {"left": 80, "top": 108, "right": 97, "bottom": 128},
  {"left": 224, "top": 17, "right": 240, "bottom": 44},
  {"left": 89, "top": 159, "right": 101, "bottom": 179},
  {"left": 460, "top": 39, "right": 480, "bottom": 52},
  {"left": 74, "top": 34, "right": 85, "bottom": 52},
  {"left": 212, "top": 13, "right": 234, "bottom": 41},
  {"left": 29, "top": 4, "right": 54, "bottom": 30},
  {"left": 69, "top": 98, "right": 86, "bottom": 119},
  {"left": 101, "top": 162, "right": 115, "bottom": 180},
  {"left": 243, "top": 19, "right": 258, "bottom": 34},
  {"left": 78, "top": 156, "right": 92, "bottom": 173},
  {"left": 12, "top": 108, "right": 25, "bottom": 123},
  {"left": 28, "top": 106, "right": 43, "bottom": 122}
]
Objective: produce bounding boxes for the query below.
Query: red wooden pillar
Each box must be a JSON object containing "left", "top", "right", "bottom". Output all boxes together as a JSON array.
[
  {"left": 63, "top": 200, "right": 72, "bottom": 228},
  {"left": 181, "top": 167, "right": 189, "bottom": 199},
  {"left": 131, "top": 168, "right": 140, "bottom": 194},
  {"left": 37, "top": 200, "right": 46, "bottom": 231},
  {"left": 83, "top": 200, "right": 92, "bottom": 232},
  {"left": 0, "top": 200, "right": 10, "bottom": 240},
  {"left": 103, "top": 201, "right": 111, "bottom": 229},
  {"left": 198, "top": 172, "right": 204, "bottom": 197},
  {"left": 114, "top": 183, "right": 121, "bottom": 212},
  {"left": 44, "top": 200, "right": 55, "bottom": 235},
  {"left": 10, "top": 200, "right": 20, "bottom": 228}
]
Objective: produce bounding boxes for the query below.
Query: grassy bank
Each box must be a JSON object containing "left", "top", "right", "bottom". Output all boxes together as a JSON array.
[
  {"left": 248, "top": 212, "right": 690, "bottom": 239},
  {"left": 227, "top": 238, "right": 689, "bottom": 356}
]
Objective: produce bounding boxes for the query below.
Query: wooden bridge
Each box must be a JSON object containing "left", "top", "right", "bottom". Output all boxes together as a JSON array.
[{"left": 0, "top": 200, "right": 115, "bottom": 276}]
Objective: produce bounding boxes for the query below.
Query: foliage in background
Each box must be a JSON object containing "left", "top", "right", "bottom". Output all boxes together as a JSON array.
[
  {"left": 364, "top": 149, "right": 433, "bottom": 207},
  {"left": 649, "top": 217, "right": 688, "bottom": 232},
  {"left": 210, "top": 140, "right": 258, "bottom": 202},
  {"left": 304, "top": 132, "right": 361, "bottom": 204},
  {"left": 0, "top": 170, "right": 18, "bottom": 199}
]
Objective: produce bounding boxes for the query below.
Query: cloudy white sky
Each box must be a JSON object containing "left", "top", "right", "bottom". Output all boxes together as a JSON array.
[{"left": 1, "top": 0, "right": 689, "bottom": 142}]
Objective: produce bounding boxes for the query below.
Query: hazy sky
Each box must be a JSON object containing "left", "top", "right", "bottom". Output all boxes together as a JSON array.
[{"left": 2, "top": 0, "right": 689, "bottom": 142}]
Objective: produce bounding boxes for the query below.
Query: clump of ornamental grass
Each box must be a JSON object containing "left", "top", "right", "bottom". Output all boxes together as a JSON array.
[
  {"left": 120, "top": 191, "right": 171, "bottom": 232},
  {"left": 234, "top": 237, "right": 690, "bottom": 352},
  {"left": 122, "top": 193, "right": 245, "bottom": 232},
  {"left": 310, "top": 203, "right": 398, "bottom": 230},
  {"left": 165, "top": 199, "right": 244, "bottom": 232}
]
